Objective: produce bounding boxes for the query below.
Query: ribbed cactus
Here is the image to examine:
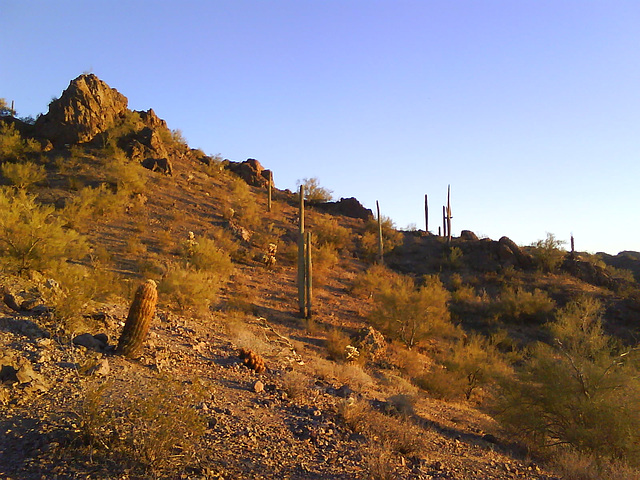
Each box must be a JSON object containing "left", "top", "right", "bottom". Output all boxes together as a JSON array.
[{"left": 116, "top": 279, "right": 158, "bottom": 358}]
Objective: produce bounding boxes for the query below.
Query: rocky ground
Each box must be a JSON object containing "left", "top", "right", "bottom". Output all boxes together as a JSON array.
[{"left": 0, "top": 258, "right": 562, "bottom": 480}]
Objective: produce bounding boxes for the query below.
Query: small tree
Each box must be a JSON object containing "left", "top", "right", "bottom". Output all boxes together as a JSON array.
[
  {"left": 530, "top": 232, "right": 566, "bottom": 272},
  {"left": 0, "top": 189, "right": 87, "bottom": 273},
  {"left": 297, "top": 177, "right": 333, "bottom": 202},
  {"left": 1, "top": 161, "right": 47, "bottom": 190},
  {"left": 495, "top": 297, "right": 640, "bottom": 465},
  {"left": 369, "top": 274, "right": 452, "bottom": 348}
]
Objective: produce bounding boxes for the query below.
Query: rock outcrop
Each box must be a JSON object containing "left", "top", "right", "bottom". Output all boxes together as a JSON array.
[
  {"left": 225, "top": 158, "right": 272, "bottom": 188},
  {"left": 312, "top": 197, "right": 373, "bottom": 220},
  {"left": 34, "top": 74, "right": 128, "bottom": 146}
]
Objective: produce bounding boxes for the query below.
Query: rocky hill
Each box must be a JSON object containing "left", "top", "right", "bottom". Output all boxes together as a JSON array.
[{"left": 1, "top": 75, "right": 639, "bottom": 480}]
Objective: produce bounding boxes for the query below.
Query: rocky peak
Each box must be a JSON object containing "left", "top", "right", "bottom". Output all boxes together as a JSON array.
[{"left": 34, "top": 74, "right": 128, "bottom": 146}]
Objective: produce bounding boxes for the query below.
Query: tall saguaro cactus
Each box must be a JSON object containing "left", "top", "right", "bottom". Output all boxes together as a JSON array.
[
  {"left": 424, "top": 194, "right": 429, "bottom": 233},
  {"left": 377, "top": 202, "right": 384, "bottom": 264},
  {"left": 305, "top": 231, "right": 313, "bottom": 319},
  {"left": 267, "top": 170, "right": 273, "bottom": 212},
  {"left": 117, "top": 279, "right": 158, "bottom": 358},
  {"left": 446, "top": 184, "right": 452, "bottom": 245},
  {"left": 298, "top": 185, "right": 306, "bottom": 317}
]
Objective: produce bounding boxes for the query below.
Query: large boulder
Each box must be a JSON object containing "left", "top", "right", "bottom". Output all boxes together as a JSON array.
[
  {"left": 34, "top": 74, "right": 128, "bottom": 146},
  {"left": 225, "top": 158, "right": 271, "bottom": 187}
]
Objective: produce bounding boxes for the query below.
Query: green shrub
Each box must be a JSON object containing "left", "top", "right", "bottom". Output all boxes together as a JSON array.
[
  {"left": 530, "top": 233, "right": 566, "bottom": 272},
  {"left": 183, "top": 235, "right": 234, "bottom": 277},
  {"left": 0, "top": 123, "right": 40, "bottom": 161},
  {"left": 496, "top": 286, "right": 555, "bottom": 323},
  {"left": 297, "top": 177, "right": 333, "bottom": 202},
  {"left": 0, "top": 189, "right": 88, "bottom": 273},
  {"left": 425, "top": 333, "right": 512, "bottom": 400},
  {"left": 313, "top": 216, "right": 352, "bottom": 251},
  {"left": 79, "top": 376, "right": 206, "bottom": 477},
  {"left": 359, "top": 216, "right": 403, "bottom": 263},
  {"left": 369, "top": 274, "right": 453, "bottom": 348},
  {"left": 157, "top": 261, "right": 230, "bottom": 313},
  {"left": 494, "top": 297, "right": 640, "bottom": 466},
  {"left": 1, "top": 161, "right": 47, "bottom": 189}
]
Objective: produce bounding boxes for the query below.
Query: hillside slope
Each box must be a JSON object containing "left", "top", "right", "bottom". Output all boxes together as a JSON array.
[{"left": 1, "top": 75, "right": 639, "bottom": 480}]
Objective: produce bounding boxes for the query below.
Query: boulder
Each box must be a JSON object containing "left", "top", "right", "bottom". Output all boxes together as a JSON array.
[
  {"left": 142, "top": 157, "right": 173, "bottom": 175},
  {"left": 356, "top": 326, "right": 386, "bottom": 361},
  {"left": 225, "top": 158, "right": 271, "bottom": 187},
  {"left": 34, "top": 73, "right": 128, "bottom": 146},
  {"left": 499, "top": 236, "right": 534, "bottom": 269},
  {"left": 460, "top": 230, "right": 479, "bottom": 241}
]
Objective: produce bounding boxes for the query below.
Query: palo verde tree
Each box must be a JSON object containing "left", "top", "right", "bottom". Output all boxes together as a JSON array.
[{"left": 0, "top": 188, "right": 88, "bottom": 273}]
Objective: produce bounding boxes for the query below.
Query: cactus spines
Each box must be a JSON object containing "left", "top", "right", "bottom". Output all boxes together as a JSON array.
[
  {"left": 116, "top": 279, "right": 158, "bottom": 358},
  {"left": 238, "top": 348, "right": 266, "bottom": 373}
]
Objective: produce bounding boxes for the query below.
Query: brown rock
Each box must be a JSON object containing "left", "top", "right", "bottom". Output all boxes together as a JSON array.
[
  {"left": 356, "top": 326, "right": 386, "bottom": 361},
  {"left": 253, "top": 380, "right": 264, "bottom": 393},
  {"left": 34, "top": 73, "right": 128, "bottom": 146},
  {"left": 225, "top": 158, "right": 271, "bottom": 187}
]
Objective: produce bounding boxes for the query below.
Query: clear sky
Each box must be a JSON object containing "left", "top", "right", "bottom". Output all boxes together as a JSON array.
[{"left": 2, "top": 1, "right": 639, "bottom": 255}]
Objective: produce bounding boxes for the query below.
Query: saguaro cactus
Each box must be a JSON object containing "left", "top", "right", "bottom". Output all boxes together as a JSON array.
[
  {"left": 376, "top": 200, "right": 384, "bottom": 265},
  {"left": 305, "top": 231, "right": 313, "bottom": 319},
  {"left": 116, "top": 279, "right": 158, "bottom": 358},
  {"left": 298, "top": 185, "right": 306, "bottom": 317},
  {"left": 267, "top": 170, "right": 273, "bottom": 212},
  {"left": 424, "top": 194, "right": 429, "bottom": 233},
  {"left": 446, "top": 185, "right": 452, "bottom": 245}
]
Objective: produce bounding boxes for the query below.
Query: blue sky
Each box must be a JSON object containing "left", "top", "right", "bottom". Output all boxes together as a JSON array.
[{"left": 2, "top": 1, "right": 639, "bottom": 254}]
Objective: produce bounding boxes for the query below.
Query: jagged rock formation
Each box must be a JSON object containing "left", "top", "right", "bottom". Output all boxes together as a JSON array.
[
  {"left": 312, "top": 197, "right": 374, "bottom": 220},
  {"left": 225, "top": 158, "right": 272, "bottom": 187},
  {"left": 34, "top": 74, "right": 128, "bottom": 146}
]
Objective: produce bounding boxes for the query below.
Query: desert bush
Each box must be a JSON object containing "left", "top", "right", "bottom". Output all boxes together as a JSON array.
[
  {"left": 325, "top": 327, "right": 352, "bottom": 362},
  {"left": 340, "top": 399, "right": 424, "bottom": 456},
  {"left": 297, "top": 177, "right": 333, "bottom": 202},
  {"left": 78, "top": 377, "right": 206, "bottom": 477},
  {"left": 50, "top": 262, "right": 123, "bottom": 333},
  {"left": 106, "top": 150, "right": 147, "bottom": 194},
  {"left": 1, "top": 161, "right": 47, "bottom": 189},
  {"left": 494, "top": 297, "right": 640, "bottom": 466},
  {"left": 61, "top": 183, "right": 125, "bottom": 229},
  {"left": 442, "top": 245, "right": 464, "bottom": 269},
  {"left": 552, "top": 450, "right": 640, "bottom": 480},
  {"left": 312, "top": 216, "right": 352, "bottom": 251},
  {"left": 369, "top": 274, "right": 454, "bottom": 348},
  {"left": 420, "top": 333, "right": 512, "bottom": 400},
  {"left": 0, "top": 188, "right": 88, "bottom": 273},
  {"left": 225, "top": 177, "right": 260, "bottom": 229},
  {"left": 183, "top": 235, "right": 234, "bottom": 277},
  {"left": 311, "top": 243, "right": 340, "bottom": 283},
  {"left": 359, "top": 216, "right": 403, "bottom": 263},
  {"left": 282, "top": 370, "right": 309, "bottom": 400},
  {"left": 496, "top": 286, "right": 555, "bottom": 323},
  {"left": 157, "top": 262, "right": 229, "bottom": 313},
  {"left": 350, "top": 264, "right": 403, "bottom": 299},
  {"left": 530, "top": 232, "right": 566, "bottom": 272},
  {"left": 0, "top": 123, "right": 40, "bottom": 161}
]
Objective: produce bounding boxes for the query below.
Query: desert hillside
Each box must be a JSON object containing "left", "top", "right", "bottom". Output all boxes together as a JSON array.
[{"left": 1, "top": 75, "right": 639, "bottom": 480}]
